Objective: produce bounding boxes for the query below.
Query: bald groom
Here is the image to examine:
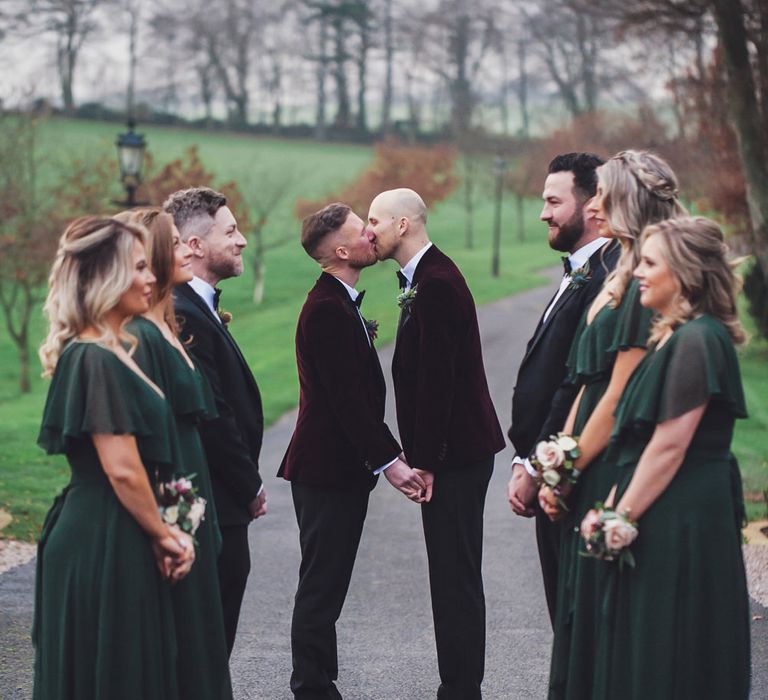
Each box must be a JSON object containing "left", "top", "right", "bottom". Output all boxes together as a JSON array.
[{"left": 368, "top": 189, "right": 505, "bottom": 700}]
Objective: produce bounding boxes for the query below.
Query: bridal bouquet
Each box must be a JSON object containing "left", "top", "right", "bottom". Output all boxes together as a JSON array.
[
  {"left": 580, "top": 506, "right": 638, "bottom": 569},
  {"left": 530, "top": 433, "right": 581, "bottom": 509},
  {"left": 158, "top": 475, "right": 207, "bottom": 537}
]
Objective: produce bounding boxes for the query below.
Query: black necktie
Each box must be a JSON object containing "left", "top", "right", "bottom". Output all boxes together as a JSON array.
[
  {"left": 396, "top": 271, "right": 409, "bottom": 290},
  {"left": 354, "top": 290, "right": 365, "bottom": 309},
  {"left": 213, "top": 288, "right": 222, "bottom": 310},
  {"left": 562, "top": 256, "right": 572, "bottom": 275}
]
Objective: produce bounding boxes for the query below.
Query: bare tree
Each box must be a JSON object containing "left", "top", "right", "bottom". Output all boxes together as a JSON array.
[
  {"left": 582, "top": 0, "right": 768, "bottom": 293},
  {"left": 406, "top": 0, "right": 500, "bottom": 136},
  {"left": 31, "top": 0, "right": 102, "bottom": 112},
  {"left": 244, "top": 169, "right": 301, "bottom": 303}
]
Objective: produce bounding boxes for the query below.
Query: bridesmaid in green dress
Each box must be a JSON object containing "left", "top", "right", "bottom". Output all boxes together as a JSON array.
[
  {"left": 34, "top": 217, "right": 195, "bottom": 700},
  {"left": 118, "top": 208, "right": 232, "bottom": 700},
  {"left": 586, "top": 216, "right": 750, "bottom": 699},
  {"left": 540, "top": 151, "right": 687, "bottom": 700}
]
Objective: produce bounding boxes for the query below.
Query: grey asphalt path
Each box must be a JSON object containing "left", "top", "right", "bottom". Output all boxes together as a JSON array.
[{"left": 2, "top": 267, "right": 766, "bottom": 699}]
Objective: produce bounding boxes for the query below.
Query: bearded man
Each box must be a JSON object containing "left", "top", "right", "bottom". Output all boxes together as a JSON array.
[{"left": 506, "top": 153, "right": 620, "bottom": 625}]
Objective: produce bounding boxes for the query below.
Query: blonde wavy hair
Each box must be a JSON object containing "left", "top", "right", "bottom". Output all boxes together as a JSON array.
[
  {"left": 599, "top": 150, "right": 688, "bottom": 307},
  {"left": 115, "top": 208, "right": 180, "bottom": 334},
  {"left": 39, "top": 216, "right": 148, "bottom": 377},
  {"left": 641, "top": 216, "right": 746, "bottom": 345}
]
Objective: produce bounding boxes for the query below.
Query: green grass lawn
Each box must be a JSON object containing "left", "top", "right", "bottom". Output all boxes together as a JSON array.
[{"left": 0, "top": 117, "right": 766, "bottom": 540}]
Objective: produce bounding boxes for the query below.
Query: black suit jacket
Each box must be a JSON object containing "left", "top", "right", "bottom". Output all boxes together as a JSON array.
[
  {"left": 392, "top": 245, "right": 505, "bottom": 473},
  {"left": 174, "top": 282, "right": 264, "bottom": 527},
  {"left": 278, "top": 273, "right": 401, "bottom": 489},
  {"left": 509, "top": 240, "right": 620, "bottom": 458}
]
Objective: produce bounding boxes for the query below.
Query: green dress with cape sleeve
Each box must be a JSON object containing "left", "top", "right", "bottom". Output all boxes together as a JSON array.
[{"left": 33, "top": 341, "right": 180, "bottom": 700}]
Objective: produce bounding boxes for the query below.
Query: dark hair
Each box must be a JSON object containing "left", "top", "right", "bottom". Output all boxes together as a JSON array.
[
  {"left": 547, "top": 152, "right": 605, "bottom": 200},
  {"left": 301, "top": 203, "right": 351, "bottom": 258},
  {"left": 162, "top": 187, "right": 227, "bottom": 235}
]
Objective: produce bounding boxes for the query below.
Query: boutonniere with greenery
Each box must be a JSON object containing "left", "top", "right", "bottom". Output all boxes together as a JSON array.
[
  {"left": 365, "top": 318, "right": 379, "bottom": 342},
  {"left": 218, "top": 308, "right": 233, "bottom": 326},
  {"left": 396, "top": 284, "right": 418, "bottom": 310},
  {"left": 568, "top": 260, "right": 591, "bottom": 290}
]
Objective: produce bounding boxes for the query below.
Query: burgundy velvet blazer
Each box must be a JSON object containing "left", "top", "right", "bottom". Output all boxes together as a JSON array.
[
  {"left": 278, "top": 272, "right": 401, "bottom": 489},
  {"left": 392, "top": 245, "right": 505, "bottom": 473}
]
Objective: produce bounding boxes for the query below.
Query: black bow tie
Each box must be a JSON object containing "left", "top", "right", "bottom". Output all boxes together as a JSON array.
[
  {"left": 353, "top": 290, "right": 365, "bottom": 308},
  {"left": 562, "top": 256, "right": 572, "bottom": 275},
  {"left": 213, "top": 288, "right": 222, "bottom": 310},
  {"left": 396, "top": 271, "right": 409, "bottom": 290}
]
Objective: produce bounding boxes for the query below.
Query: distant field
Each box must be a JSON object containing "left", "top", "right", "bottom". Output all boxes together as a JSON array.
[{"left": 0, "top": 117, "right": 765, "bottom": 540}]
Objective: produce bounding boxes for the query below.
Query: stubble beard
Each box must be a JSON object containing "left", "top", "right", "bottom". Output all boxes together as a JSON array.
[{"left": 208, "top": 253, "right": 243, "bottom": 282}]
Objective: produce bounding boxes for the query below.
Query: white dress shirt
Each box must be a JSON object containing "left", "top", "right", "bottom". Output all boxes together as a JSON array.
[
  {"left": 399, "top": 242, "right": 433, "bottom": 289},
  {"left": 332, "top": 276, "right": 398, "bottom": 475},
  {"left": 188, "top": 276, "right": 222, "bottom": 324}
]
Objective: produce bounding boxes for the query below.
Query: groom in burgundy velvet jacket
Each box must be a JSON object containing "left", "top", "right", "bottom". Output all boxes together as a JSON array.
[
  {"left": 279, "top": 203, "right": 427, "bottom": 700},
  {"left": 368, "top": 189, "right": 505, "bottom": 700}
]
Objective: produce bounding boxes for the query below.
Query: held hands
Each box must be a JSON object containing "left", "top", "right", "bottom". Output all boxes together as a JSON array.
[
  {"left": 508, "top": 463, "right": 537, "bottom": 517},
  {"left": 152, "top": 525, "right": 195, "bottom": 584},
  {"left": 384, "top": 457, "right": 433, "bottom": 503}
]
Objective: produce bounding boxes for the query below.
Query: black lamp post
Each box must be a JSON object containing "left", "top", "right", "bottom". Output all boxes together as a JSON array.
[
  {"left": 491, "top": 154, "right": 506, "bottom": 278},
  {"left": 114, "top": 120, "right": 148, "bottom": 208}
]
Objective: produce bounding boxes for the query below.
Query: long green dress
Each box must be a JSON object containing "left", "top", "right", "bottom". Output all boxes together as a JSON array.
[
  {"left": 128, "top": 316, "right": 232, "bottom": 700},
  {"left": 595, "top": 314, "right": 750, "bottom": 700},
  {"left": 34, "top": 341, "right": 181, "bottom": 700},
  {"left": 549, "top": 279, "right": 653, "bottom": 699}
]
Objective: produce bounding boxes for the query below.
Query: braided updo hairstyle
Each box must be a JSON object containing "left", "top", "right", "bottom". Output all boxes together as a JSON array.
[
  {"left": 599, "top": 150, "right": 687, "bottom": 306},
  {"left": 39, "top": 216, "right": 148, "bottom": 376},
  {"left": 640, "top": 216, "right": 746, "bottom": 345}
]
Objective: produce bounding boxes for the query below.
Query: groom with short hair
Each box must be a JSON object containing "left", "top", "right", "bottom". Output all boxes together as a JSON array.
[
  {"left": 368, "top": 188, "right": 505, "bottom": 700},
  {"left": 165, "top": 186, "right": 266, "bottom": 655},
  {"left": 279, "top": 202, "right": 426, "bottom": 700}
]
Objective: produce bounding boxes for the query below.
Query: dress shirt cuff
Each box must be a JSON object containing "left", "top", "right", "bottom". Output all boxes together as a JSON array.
[
  {"left": 512, "top": 456, "right": 538, "bottom": 479},
  {"left": 374, "top": 456, "right": 399, "bottom": 475}
]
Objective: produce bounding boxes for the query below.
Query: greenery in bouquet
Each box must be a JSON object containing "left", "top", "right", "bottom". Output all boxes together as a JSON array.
[{"left": 157, "top": 474, "right": 207, "bottom": 539}]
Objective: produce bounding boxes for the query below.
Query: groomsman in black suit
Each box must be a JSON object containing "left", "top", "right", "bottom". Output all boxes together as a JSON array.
[
  {"left": 507, "top": 153, "right": 620, "bottom": 625},
  {"left": 368, "top": 188, "right": 505, "bottom": 700},
  {"left": 164, "top": 187, "right": 266, "bottom": 655},
  {"left": 279, "top": 203, "right": 427, "bottom": 700}
]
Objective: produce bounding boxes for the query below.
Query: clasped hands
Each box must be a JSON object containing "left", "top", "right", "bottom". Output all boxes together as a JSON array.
[
  {"left": 385, "top": 454, "right": 433, "bottom": 503},
  {"left": 152, "top": 525, "right": 196, "bottom": 584},
  {"left": 507, "top": 463, "right": 570, "bottom": 521}
]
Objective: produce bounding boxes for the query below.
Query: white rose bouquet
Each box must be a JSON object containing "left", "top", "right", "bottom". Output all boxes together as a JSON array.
[
  {"left": 530, "top": 433, "right": 581, "bottom": 510},
  {"left": 158, "top": 474, "right": 207, "bottom": 540},
  {"left": 580, "top": 505, "right": 638, "bottom": 570}
]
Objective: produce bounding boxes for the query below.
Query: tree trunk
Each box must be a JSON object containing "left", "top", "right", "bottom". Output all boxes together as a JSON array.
[
  {"left": 463, "top": 151, "right": 475, "bottom": 249},
  {"left": 252, "top": 229, "right": 265, "bottom": 304},
  {"left": 381, "top": 0, "right": 394, "bottom": 136},
  {"left": 450, "top": 9, "right": 472, "bottom": 136},
  {"left": 18, "top": 333, "right": 30, "bottom": 394},
  {"left": 332, "top": 16, "right": 351, "bottom": 128},
  {"left": 315, "top": 17, "right": 329, "bottom": 140},
  {"left": 516, "top": 191, "right": 525, "bottom": 242},
  {"left": 712, "top": 0, "right": 768, "bottom": 276},
  {"left": 356, "top": 35, "right": 368, "bottom": 132},
  {"left": 517, "top": 38, "right": 530, "bottom": 138}
]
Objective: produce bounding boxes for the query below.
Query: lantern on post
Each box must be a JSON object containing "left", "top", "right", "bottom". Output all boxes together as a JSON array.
[{"left": 114, "top": 120, "right": 148, "bottom": 208}]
